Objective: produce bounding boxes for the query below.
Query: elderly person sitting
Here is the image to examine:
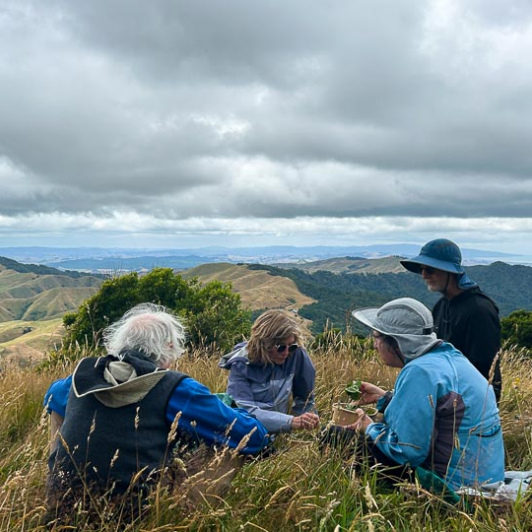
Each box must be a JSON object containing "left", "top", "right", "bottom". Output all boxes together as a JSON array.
[
  {"left": 324, "top": 297, "right": 504, "bottom": 492},
  {"left": 44, "top": 303, "right": 270, "bottom": 523}
]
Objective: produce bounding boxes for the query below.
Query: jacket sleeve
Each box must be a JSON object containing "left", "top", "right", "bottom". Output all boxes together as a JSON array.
[
  {"left": 291, "top": 348, "right": 317, "bottom": 416},
  {"left": 365, "top": 364, "right": 435, "bottom": 467},
  {"left": 226, "top": 360, "right": 293, "bottom": 434},
  {"left": 43, "top": 375, "right": 73, "bottom": 417},
  {"left": 166, "top": 377, "right": 271, "bottom": 455}
]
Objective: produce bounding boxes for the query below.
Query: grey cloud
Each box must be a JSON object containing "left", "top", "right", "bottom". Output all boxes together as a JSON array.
[{"left": 1, "top": 0, "right": 532, "bottom": 227}]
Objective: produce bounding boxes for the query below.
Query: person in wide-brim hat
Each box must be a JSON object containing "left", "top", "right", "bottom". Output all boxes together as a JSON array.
[
  {"left": 321, "top": 297, "right": 504, "bottom": 493},
  {"left": 399, "top": 238, "right": 502, "bottom": 403}
]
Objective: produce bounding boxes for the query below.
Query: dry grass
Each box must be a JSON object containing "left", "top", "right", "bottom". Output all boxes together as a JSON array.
[
  {"left": 181, "top": 263, "right": 316, "bottom": 312},
  {"left": 1, "top": 344, "right": 532, "bottom": 531}
]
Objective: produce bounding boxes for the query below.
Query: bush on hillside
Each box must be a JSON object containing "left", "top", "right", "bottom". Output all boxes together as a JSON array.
[
  {"left": 501, "top": 309, "right": 532, "bottom": 352},
  {"left": 57, "top": 268, "right": 251, "bottom": 361}
]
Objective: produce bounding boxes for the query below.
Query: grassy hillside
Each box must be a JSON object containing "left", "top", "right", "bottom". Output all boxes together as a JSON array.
[
  {"left": 180, "top": 260, "right": 532, "bottom": 335},
  {"left": 1, "top": 345, "right": 531, "bottom": 530},
  {"left": 247, "top": 262, "right": 532, "bottom": 333},
  {"left": 0, "top": 318, "right": 63, "bottom": 368},
  {"left": 0, "top": 259, "right": 104, "bottom": 321},
  {"left": 182, "top": 263, "right": 316, "bottom": 311},
  {"left": 278, "top": 256, "right": 407, "bottom": 274}
]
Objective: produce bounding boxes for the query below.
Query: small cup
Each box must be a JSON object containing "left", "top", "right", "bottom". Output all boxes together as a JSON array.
[{"left": 331, "top": 403, "right": 378, "bottom": 426}]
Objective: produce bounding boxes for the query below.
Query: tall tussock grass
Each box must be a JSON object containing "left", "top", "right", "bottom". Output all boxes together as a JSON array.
[{"left": 1, "top": 343, "right": 532, "bottom": 531}]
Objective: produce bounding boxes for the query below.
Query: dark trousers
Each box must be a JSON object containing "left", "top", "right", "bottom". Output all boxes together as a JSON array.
[{"left": 319, "top": 425, "right": 414, "bottom": 485}]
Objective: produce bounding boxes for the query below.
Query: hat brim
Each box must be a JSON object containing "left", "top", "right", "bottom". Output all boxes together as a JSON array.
[
  {"left": 400, "top": 255, "right": 464, "bottom": 275},
  {"left": 352, "top": 308, "right": 389, "bottom": 336}
]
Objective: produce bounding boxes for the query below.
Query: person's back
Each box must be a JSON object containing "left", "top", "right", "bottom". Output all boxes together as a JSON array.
[
  {"left": 45, "top": 304, "right": 270, "bottom": 524},
  {"left": 49, "top": 356, "right": 186, "bottom": 496},
  {"left": 401, "top": 343, "right": 503, "bottom": 489}
]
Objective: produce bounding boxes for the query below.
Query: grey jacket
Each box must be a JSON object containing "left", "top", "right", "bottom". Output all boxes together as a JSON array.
[{"left": 219, "top": 343, "right": 316, "bottom": 433}]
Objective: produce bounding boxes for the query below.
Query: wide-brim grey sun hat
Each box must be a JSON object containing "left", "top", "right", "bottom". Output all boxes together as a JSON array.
[
  {"left": 352, "top": 297, "right": 441, "bottom": 360},
  {"left": 400, "top": 238, "right": 476, "bottom": 290}
]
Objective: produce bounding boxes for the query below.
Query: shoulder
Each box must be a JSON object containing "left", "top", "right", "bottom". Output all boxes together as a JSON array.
[
  {"left": 44, "top": 375, "right": 73, "bottom": 413},
  {"left": 219, "top": 344, "right": 249, "bottom": 369},
  {"left": 46, "top": 374, "right": 73, "bottom": 396},
  {"left": 293, "top": 347, "right": 315, "bottom": 367},
  {"left": 171, "top": 375, "right": 211, "bottom": 396},
  {"left": 455, "top": 288, "right": 497, "bottom": 311},
  {"left": 402, "top": 349, "right": 450, "bottom": 377}
]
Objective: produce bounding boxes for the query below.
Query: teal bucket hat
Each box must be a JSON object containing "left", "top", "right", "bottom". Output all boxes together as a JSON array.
[{"left": 400, "top": 239, "right": 477, "bottom": 290}]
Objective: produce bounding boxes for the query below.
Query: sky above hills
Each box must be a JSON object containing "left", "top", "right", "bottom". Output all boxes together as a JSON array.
[{"left": 1, "top": 1, "right": 532, "bottom": 254}]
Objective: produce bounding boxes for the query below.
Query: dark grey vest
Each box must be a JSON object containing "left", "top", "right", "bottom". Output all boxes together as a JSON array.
[{"left": 49, "top": 356, "right": 187, "bottom": 494}]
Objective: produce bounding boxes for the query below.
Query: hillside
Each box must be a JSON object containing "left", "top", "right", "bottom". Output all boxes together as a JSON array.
[
  {"left": 277, "top": 256, "right": 407, "bottom": 274},
  {"left": 0, "top": 318, "right": 63, "bottom": 367},
  {"left": 0, "top": 256, "right": 104, "bottom": 278},
  {"left": 0, "top": 257, "right": 105, "bottom": 365},
  {"left": 0, "top": 268, "right": 103, "bottom": 321},
  {"left": 189, "top": 261, "right": 532, "bottom": 334},
  {"left": 181, "top": 263, "right": 316, "bottom": 312}
]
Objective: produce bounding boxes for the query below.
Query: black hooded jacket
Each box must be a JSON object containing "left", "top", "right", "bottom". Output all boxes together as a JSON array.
[{"left": 432, "top": 286, "right": 502, "bottom": 402}]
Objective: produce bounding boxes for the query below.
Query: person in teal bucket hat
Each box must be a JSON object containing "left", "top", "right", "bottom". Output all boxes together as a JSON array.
[{"left": 400, "top": 238, "right": 502, "bottom": 402}]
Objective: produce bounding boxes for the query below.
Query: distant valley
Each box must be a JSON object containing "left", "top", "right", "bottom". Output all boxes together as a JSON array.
[
  {"left": 2, "top": 251, "right": 532, "bottom": 366},
  {"left": 0, "top": 244, "right": 527, "bottom": 274}
]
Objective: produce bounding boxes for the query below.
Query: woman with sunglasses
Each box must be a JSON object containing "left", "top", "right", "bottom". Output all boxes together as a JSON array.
[{"left": 219, "top": 310, "right": 319, "bottom": 434}]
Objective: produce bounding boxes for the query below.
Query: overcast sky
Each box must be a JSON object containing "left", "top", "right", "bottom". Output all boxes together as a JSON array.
[{"left": 1, "top": 0, "right": 532, "bottom": 254}]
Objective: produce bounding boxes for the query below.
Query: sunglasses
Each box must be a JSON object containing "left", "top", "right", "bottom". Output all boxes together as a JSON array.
[
  {"left": 275, "top": 343, "right": 299, "bottom": 354},
  {"left": 420, "top": 266, "right": 436, "bottom": 275}
]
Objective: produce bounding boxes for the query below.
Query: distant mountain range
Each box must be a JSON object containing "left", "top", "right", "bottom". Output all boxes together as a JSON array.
[
  {"left": 2, "top": 253, "right": 532, "bottom": 361},
  {"left": 0, "top": 244, "right": 526, "bottom": 274}
]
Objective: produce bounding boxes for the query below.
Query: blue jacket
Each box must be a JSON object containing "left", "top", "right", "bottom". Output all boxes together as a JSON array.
[
  {"left": 44, "top": 362, "right": 270, "bottom": 456},
  {"left": 219, "top": 342, "right": 316, "bottom": 433},
  {"left": 367, "top": 342, "right": 504, "bottom": 490}
]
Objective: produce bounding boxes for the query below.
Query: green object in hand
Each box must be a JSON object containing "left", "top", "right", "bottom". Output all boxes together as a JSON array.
[{"left": 345, "top": 379, "right": 362, "bottom": 400}]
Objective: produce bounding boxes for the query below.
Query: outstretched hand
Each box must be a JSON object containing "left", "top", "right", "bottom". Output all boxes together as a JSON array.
[
  {"left": 291, "top": 412, "right": 320, "bottom": 431},
  {"left": 345, "top": 408, "right": 373, "bottom": 433},
  {"left": 357, "top": 382, "right": 386, "bottom": 405}
]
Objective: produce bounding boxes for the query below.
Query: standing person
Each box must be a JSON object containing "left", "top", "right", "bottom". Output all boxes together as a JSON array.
[
  {"left": 400, "top": 238, "right": 502, "bottom": 402},
  {"left": 323, "top": 298, "right": 504, "bottom": 492},
  {"left": 44, "top": 303, "right": 270, "bottom": 524},
  {"left": 219, "top": 310, "right": 319, "bottom": 434}
]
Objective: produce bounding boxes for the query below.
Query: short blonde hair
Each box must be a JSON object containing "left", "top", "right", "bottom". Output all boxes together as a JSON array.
[{"left": 247, "top": 310, "right": 301, "bottom": 365}]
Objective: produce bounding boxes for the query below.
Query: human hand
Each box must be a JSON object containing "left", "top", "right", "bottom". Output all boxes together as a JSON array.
[
  {"left": 345, "top": 409, "right": 373, "bottom": 433},
  {"left": 291, "top": 412, "right": 320, "bottom": 431},
  {"left": 357, "top": 382, "right": 386, "bottom": 405}
]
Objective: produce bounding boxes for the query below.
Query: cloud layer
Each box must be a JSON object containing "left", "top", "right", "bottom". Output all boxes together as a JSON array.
[{"left": 1, "top": 0, "right": 532, "bottom": 251}]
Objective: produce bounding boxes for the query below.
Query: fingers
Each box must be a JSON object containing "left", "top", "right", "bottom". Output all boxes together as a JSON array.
[{"left": 293, "top": 413, "right": 320, "bottom": 430}]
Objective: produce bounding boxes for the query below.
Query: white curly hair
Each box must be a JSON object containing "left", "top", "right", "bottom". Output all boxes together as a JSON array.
[{"left": 103, "top": 303, "right": 186, "bottom": 367}]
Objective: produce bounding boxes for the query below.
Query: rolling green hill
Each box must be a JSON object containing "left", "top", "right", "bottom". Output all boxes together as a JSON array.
[
  {"left": 186, "top": 261, "right": 532, "bottom": 335},
  {"left": 0, "top": 257, "right": 105, "bottom": 363},
  {"left": 276, "top": 255, "right": 407, "bottom": 274}
]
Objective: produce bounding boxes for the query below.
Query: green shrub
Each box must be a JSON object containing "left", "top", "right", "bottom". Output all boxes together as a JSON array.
[
  {"left": 501, "top": 309, "right": 532, "bottom": 353},
  {"left": 55, "top": 268, "right": 251, "bottom": 364}
]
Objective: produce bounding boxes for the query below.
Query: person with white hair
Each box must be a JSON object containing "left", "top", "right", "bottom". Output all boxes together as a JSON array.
[
  {"left": 44, "top": 303, "right": 270, "bottom": 521},
  {"left": 323, "top": 297, "right": 504, "bottom": 492}
]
